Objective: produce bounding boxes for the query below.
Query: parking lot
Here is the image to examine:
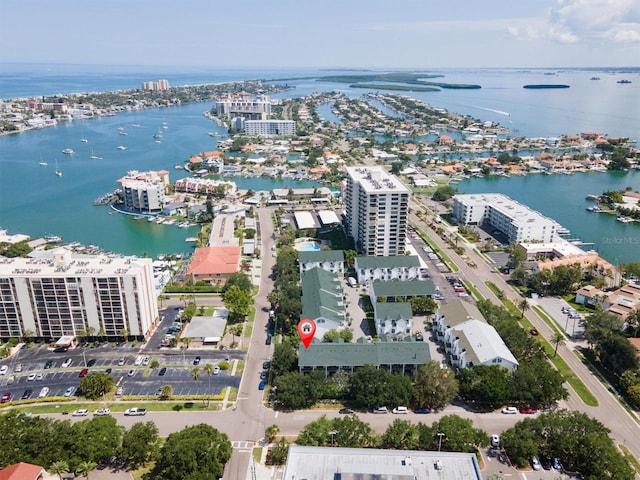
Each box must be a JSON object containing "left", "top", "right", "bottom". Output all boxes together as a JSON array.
[{"left": 0, "top": 347, "right": 241, "bottom": 402}]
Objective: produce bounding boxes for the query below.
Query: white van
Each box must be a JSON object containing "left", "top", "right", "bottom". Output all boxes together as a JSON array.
[{"left": 347, "top": 277, "right": 357, "bottom": 288}]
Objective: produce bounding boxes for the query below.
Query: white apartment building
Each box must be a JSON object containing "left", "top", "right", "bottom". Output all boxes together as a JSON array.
[
  {"left": 215, "top": 93, "right": 271, "bottom": 121},
  {"left": 345, "top": 166, "right": 410, "bottom": 256},
  {"left": 354, "top": 255, "right": 423, "bottom": 285},
  {"left": 141, "top": 79, "right": 170, "bottom": 91},
  {"left": 452, "top": 193, "right": 561, "bottom": 244},
  {"left": 0, "top": 248, "right": 159, "bottom": 340},
  {"left": 244, "top": 120, "right": 296, "bottom": 136},
  {"left": 118, "top": 170, "right": 169, "bottom": 214},
  {"left": 298, "top": 250, "right": 344, "bottom": 276}
]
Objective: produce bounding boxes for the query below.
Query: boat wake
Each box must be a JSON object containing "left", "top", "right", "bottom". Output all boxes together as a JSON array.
[{"left": 472, "top": 106, "right": 511, "bottom": 116}]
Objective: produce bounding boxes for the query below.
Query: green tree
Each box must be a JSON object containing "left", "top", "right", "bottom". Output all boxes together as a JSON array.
[
  {"left": 457, "top": 365, "right": 512, "bottom": 409},
  {"left": 411, "top": 361, "right": 459, "bottom": 411},
  {"left": 192, "top": 367, "right": 200, "bottom": 382},
  {"left": 517, "top": 298, "right": 529, "bottom": 319},
  {"left": 432, "top": 414, "right": 489, "bottom": 452},
  {"left": 409, "top": 296, "right": 439, "bottom": 316},
  {"left": 551, "top": 332, "right": 565, "bottom": 357},
  {"left": 120, "top": 421, "right": 159, "bottom": 469},
  {"left": 432, "top": 185, "right": 457, "bottom": 201},
  {"left": 265, "top": 438, "right": 289, "bottom": 466},
  {"left": 149, "top": 358, "right": 160, "bottom": 369},
  {"left": 271, "top": 340, "right": 298, "bottom": 378},
  {"left": 49, "top": 460, "right": 69, "bottom": 480},
  {"left": 223, "top": 285, "right": 252, "bottom": 323},
  {"left": 347, "top": 365, "right": 412, "bottom": 410},
  {"left": 510, "top": 358, "right": 568, "bottom": 408},
  {"left": 323, "top": 329, "right": 353, "bottom": 343},
  {"left": 381, "top": 419, "right": 420, "bottom": 449},
  {"left": 146, "top": 424, "right": 232, "bottom": 480},
  {"left": 160, "top": 384, "right": 173, "bottom": 399},
  {"left": 222, "top": 272, "right": 252, "bottom": 293},
  {"left": 273, "top": 372, "right": 313, "bottom": 410},
  {"left": 297, "top": 414, "right": 375, "bottom": 448},
  {"left": 69, "top": 415, "right": 122, "bottom": 467},
  {"left": 78, "top": 372, "right": 114, "bottom": 400},
  {"left": 265, "top": 424, "right": 280, "bottom": 443},
  {"left": 75, "top": 461, "right": 96, "bottom": 479}
]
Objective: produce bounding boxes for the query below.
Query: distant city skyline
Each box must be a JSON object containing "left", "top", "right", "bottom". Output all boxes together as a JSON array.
[{"left": 1, "top": 0, "right": 639, "bottom": 69}]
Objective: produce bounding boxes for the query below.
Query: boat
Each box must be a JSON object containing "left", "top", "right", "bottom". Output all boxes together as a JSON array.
[
  {"left": 62, "top": 148, "right": 75, "bottom": 155},
  {"left": 174, "top": 163, "right": 184, "bottom": 169},
  {"left": 132, "top": 124, "right": 141, "bottom": 128},
  {"left": 153, "top": 132, "right": 163, "bottom": 139},
  {"left": 617, "top": 79, "right": 632, "bottom": 84},
  {"left": 586, "top": 194, "right": 599, "bottom": 201},
  {"left": 119, "top": 131, "right": 128, "bottom": 136},
  {"left": 116, "top": 146, "right": 127, "bottom": 151},
  {"left": 90, "top": 149, "right": 102, "bottom": 160},
  {"left": 617, "top": 216, "right": 634, "bottom": 223},
  {"left": 81, "top": 138, "right": 89, "bottom": 143},
  {"left": 590, "top": 77, "right": 600, "bottom": 80},
  {"left": 44, "top": 234, "right": 62, "bottom": 243},
  {"left": 39, "top": 161, "right": 48, "bottom": 166}
]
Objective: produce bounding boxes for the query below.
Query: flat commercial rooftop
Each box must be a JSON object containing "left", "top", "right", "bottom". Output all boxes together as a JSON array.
[
  {"left": 283, "top": 446, "right": 482, "bottom": 480},
  {"left": 294, "top": 211, "right": 316, "bottom": 230}
]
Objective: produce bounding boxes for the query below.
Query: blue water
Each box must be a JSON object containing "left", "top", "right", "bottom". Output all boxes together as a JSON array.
[
  {"left": 1, "top": 64, "right": 639, "bottom": 260},
  {"left": 297, "top": 241, "right": 322, "bottom": 252}
]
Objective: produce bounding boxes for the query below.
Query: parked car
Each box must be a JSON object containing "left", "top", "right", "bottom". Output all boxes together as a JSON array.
[
  {"left": 14, "top": 363, "right": 23, "bottom": 373},
  {"left": 27, "top": 373, "right": 36, "bottom": 381},
  {"left": 531, "top": 457, "right": 542, "bottom": 471},
  {"left": 501, "top": 406, "right": 518, "bottom": 414},
  {"left": 392, "top": 406, "right": 408, "bottom": 414},
  {"left": 72, "top": 409, "right": 88, "bottom": 417},
  {"left": 94, "top": 408, "right": 111, "bottom": 416},
  {"left": 414, "top": 407, "right": 430, "bottom": 414},
  {"left": 260, "top": 370, "right": 268, "bottom": 380},
  {"left": 35, "top": 373, "right": 44, "bottom": 381},
  {"left": 141, "top": 356, "right": 150, "bottom": 366},
  {"left": 127, "top": 369, "right": 135, "bottom": 377},
  {"left": 258, "top": 381, "right": 266, "bottom": 390},
  {"left": 118, "top": 357, "right": 125, "bottom": 366},
  {"left": 134, "top": 356, "right": 143, "bottom": 366},
  {"left": 0, "top": 365, "right": 9, "bottom": 375},
  {"left": 21, "top": 389, "right": 32, "bottom": 400},
  {"left": 339, "top": 408, "right": 355, "bottom": 414},
  {"left": 490, "top": 434, "right": 500, "bottom": 448},
  {"left": 158, "top": 367, "right": 167, "bottom": 376},
  {"left": 78, "top": 368, "right": 89, "bottom": 378},
  {"left": 373, "top": 407, "right": 389, "bottom": 414},
  {"left": 540, "top": 456, "right": 552, "bottom": 470},
  {"left": 86, "top": 359, "right": 96, "bottom": 367},
  {"left": 552, "top": 457, "right": 563, "bottom": 471},
  {"left": 265, "top": 334, "right": 272, "bottom": 345},
  {"left": 1, "top": 392, "right": 10, "bottom": 403},
  {"left": 44, "top": 360, "right": 53, "bottom": 369},
  {"left": 262, "top": 361, "right": 270, "bottom": 370},
  {"left": 63, "top": 386, "right": 77, "bottom": 397},
  {"left": 61, "top": 358, "right": 72, "bottom": 368},
  {"left": 193, "top": 356, "right": 201, "bottom": 366},
  {"left": 519, "top": 407, "right": 538, "bottom": 414},
  {"left": 38, "top": 387, "right": 49, "bottom": 398},
  {"left": 213, "top": 366, "right": 220, "bottom": 375}
]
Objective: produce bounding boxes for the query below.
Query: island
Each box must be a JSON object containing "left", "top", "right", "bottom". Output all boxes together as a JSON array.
[{"left": 523, "top": 84, "right": 570, "bottom": 89}]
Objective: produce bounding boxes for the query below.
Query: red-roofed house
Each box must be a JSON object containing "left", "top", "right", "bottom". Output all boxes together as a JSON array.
[
  {"left": 186, "top": 246, "right": 242, "bottom": 285},
  {"left": 0, "top": 462, "right": 44, "bottom": 480}
]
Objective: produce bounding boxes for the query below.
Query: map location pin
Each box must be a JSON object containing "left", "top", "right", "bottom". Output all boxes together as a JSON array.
[{"left": 297, "top": 318, "right": 316, "bottom": 349}]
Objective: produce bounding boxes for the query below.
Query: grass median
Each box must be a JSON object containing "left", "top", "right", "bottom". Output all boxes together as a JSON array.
[{"left": 414, "top": 227, "right": 459, "bottom": 273}]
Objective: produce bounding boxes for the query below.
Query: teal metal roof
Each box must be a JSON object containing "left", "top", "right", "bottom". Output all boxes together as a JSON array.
[
  {"left": 375, "top": 302, "right": 413, "bottom": 321},
  {"left": 301, "top": 267, "right": 345, "bottom": 324},
  {"left": 355, "top": 255, "right": 420, "bottom": 269},
  {"left": 298, "top": 340, "right": 431, "bottom": 368},
  {"left": 298, "top": 249, "right": 344, "bottom": 264},
  {"left": 372, "top": 279, "right": 436, "bottom": 297}
]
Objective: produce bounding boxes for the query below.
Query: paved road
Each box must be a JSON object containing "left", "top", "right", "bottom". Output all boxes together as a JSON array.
[{"left": 409, "top": 205, "right": 640, "bottom": 464}]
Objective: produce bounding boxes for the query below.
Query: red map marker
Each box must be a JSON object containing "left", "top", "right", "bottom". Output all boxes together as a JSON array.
[{"left": 297, "top": 319, "right": 316, "bottom": 349}]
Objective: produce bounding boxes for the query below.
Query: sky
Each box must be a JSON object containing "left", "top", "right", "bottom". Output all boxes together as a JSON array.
[{"left": 1, "top": 0, "right": 639, "bottom": 69}]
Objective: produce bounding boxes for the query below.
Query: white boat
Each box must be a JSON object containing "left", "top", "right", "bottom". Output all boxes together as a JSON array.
[
  {"left": 90, "top": 149, "right": 102, "bottom": 160},
  {"left": 55, "top": 159, "right": 62, "bottom": 177},
  {"left": 132, "top": 124, "right": 141, "bottom": 128},
  {"left": 174, "top": 163, "right": 184, "bottom": 169},
  {"left": 62, "top": 148, "right": 75, "bottom": 155},
  {"left": 39, "top": 161, "right": 48, "bottom": 166},
  {"left": 119, "top": 131, "right": 128, "bottom": 136},
  {"left": 81, "top": 138, "right": 89, "bottom": 143},
  {"left": 117, "top": 146, "right": 128, "bottom": 151},
  {"left": 617, "top": 216, "right": 634, "bottom": 223}
]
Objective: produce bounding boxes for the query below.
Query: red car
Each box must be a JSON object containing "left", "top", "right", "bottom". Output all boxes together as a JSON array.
[
  {"left": 519, "top": 407, "right": 538, "bottom": 414},
  {"left": 1, "top": 392, "right": 10, "bottom": 403},
  {"left": 78, "top": 368, "right": 89, "bottom": 378}
]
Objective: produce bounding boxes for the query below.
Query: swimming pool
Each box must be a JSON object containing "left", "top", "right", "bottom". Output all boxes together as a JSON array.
[{"left": 296, "top": 241, "right": 321, "bottom": 252}]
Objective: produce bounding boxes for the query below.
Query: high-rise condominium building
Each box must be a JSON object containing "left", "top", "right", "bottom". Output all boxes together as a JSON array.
[
  {"left": 344, "top": 166, "right": 410, "bottom": 256},
  {"left": 0, "top": 248, "right": 158, "bottom": 340}
]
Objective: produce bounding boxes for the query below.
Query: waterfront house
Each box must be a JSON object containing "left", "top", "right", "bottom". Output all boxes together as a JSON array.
[{"left": 185, "top": 246, "right": 241, "bottom": 286}]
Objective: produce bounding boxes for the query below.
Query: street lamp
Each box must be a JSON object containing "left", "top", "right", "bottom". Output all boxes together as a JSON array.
[
  {"left": 329, "top": 430, "right": 339, "bottom": 448},
  {"left": 437, "top": 432, "right": 445, "bottom": 452},
  {"left": 82, "top": 350, "right": 87, "bottom": 368}
]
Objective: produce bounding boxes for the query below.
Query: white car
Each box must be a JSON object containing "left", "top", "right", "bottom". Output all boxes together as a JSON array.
[
  {"left": 38, "top": 387, "right": 49, "bottom": 398},
  {"left": 213, "top": 366, "right": 220, "bottom": 375},
  {"left": 0, "top": 365, "right": 8, "bottom": 375},
  {"left": 501, "top": 406, "right": 518, "bottom": 414},
  {"left": 142, "top": 356, "right": 150, "bottom": 366},
  {"left": 490, "top": 434, "right": 500, "bottom": 448},
  {"left": 134, "top": 356, "right": 143, "bottom": 366},
  {"left": 35, "top": 373, "right": 44, "bottom": 381},
  {"left": 72, "top": 409, "right": 88, "bottom": 417},
  {"left": 392, "top": 406, "right": 408, "bottom": 414},
  {"left": 61, "top": 358, "right": 73, "bottom": 368},
  {"left": 94, "top": 408, "right": 111, "bottom": 416},
  {"left": 27, "top": 373, "right": 36, "bottom": 381}
]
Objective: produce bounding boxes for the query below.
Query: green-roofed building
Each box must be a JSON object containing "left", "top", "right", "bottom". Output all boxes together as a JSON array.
[
  {"left": 355, "top": 255, "right": 425, "bottom": 284},
  {"left": 298, "top": 338, "right": 431, "bottom": 376},
  {"left": 374, "top": 302, "right": 413, "bottom": 337},
  {"left": 301, "top": 267, "right": 347, "bottom": 340},
  {"left": 298, "top": 250, "right": 344, "bottom": 276},
  {"left": 370, "top": 279, "right": 436, "bottom": 307}
]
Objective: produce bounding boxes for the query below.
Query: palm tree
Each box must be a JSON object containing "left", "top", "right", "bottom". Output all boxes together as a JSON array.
[
  {"left": 76, "top": 461, "right": 96, "bottom": 479},
  {"left": 203, "top": 363, "right": 214, "bottom": 407},
  {"left": 192, "top": 367, "right": 200, "bottom": 381},
  {"left": 518, "top": 298, "right": 530, "bottom": 319},
  {"left": 552, "top": 332, "right": 566, "bottom": 357},
  {"left": 49, "top": 460, "right": 69, "bottom": 480},
  {"left": 265, "top": 424, "right": 280, "bottom": 443}
]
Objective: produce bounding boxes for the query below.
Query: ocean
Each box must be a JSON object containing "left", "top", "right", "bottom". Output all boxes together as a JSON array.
[{"left": 0, "top": 64, "right": 638, "bottom": 261}]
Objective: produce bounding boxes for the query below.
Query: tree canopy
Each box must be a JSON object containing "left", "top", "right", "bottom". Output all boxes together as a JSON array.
[{"left": 411, "top": 361, "right": 459, "bottom": 411}]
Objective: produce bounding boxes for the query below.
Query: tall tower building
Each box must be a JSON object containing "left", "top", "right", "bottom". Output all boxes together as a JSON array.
[{"left": 345, "top": 166, "right": 410, "bottom": 256}]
